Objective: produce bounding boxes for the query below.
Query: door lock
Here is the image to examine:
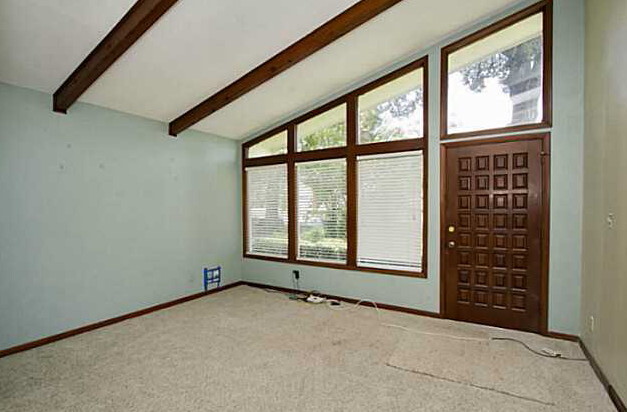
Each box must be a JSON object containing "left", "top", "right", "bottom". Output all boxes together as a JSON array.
[{"left": 447, "top": 240, "right": 456, "bottom": 249}]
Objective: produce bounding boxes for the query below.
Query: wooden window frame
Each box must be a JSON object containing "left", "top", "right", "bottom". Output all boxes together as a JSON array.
[
  {"left": 440, "top": 0, "right": 553, "bottom": 140},
  {"left": 242, "top": 56, "right": 429, "bottom": 278}
]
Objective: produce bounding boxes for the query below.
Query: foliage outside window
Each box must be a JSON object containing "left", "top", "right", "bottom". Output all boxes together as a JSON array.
[
  {"left": 445, "top": 10, "right": 548, "bottom": 136},
  {"left": 297, "top": 104, "right": 347, "bottom": 152},
  {"left": 297, "top": 159, "right": 347, "bottom": 262},
  {"left": 359, "top": 68, "right": 424, "bottom": 143}
]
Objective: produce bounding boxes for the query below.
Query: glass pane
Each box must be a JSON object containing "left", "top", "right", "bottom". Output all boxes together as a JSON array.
[
  {"left": 297, "top": 159, "right": 347, "bottom": 262},
  {"left": 247, "top": 131, "right": 288, "bottom": 158},
  {"left": 359, "top": 68, "right": 424, "bottom": 143},
  {"left": 297, "top": 105, "right": 346, "bottom": 152},
  {"left": 447, "top": 13, "right": 543, "bottom": 134},
  {"left": 357, "top": 152, "right": 423, "bottom": 272},
  {"left": 246, "top": 165, "right": 288, "bottom": 257}
]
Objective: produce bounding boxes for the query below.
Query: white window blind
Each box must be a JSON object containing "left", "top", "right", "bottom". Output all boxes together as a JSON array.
[
  {"left": 246, "top": 164, "right": 288, "bottom": 257},
  {"left": 297, "top": 159, "right": 347, "bottom": 263},
  {"left": 357, "top": 151, "right": 423, "bottom": 272}
]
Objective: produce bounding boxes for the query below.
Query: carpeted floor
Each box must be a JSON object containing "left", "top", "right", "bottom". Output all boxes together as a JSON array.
[{"left": 0, "top": 286, "right": 615, "bottom": 411}]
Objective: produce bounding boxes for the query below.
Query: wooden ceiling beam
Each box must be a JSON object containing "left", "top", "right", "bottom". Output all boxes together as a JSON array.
[
  {"left": 53, "top": 0, "right": 179, "bottom": 114},
  {"left": 168, "top": 0, "right": 404, "bottom": 136}
]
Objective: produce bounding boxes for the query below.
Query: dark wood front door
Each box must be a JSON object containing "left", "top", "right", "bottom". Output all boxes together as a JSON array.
[{"left": 442, "top": 134, "right": 549, "bottom": 333}]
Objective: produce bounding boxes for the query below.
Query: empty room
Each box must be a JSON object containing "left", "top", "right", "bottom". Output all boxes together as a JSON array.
[{"left": 1, "top": 0, "right": 625, "bottom": 410}]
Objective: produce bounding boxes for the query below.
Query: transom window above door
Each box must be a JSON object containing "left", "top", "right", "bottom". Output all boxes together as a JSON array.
[{"left": 441, "top": 1, "right": 552, "bottom": 139}]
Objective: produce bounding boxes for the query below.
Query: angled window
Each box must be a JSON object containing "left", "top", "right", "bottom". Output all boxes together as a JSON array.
[
  {"left": 247, "top": 130, "right": 287, "bottom": 158},
  {"left": 297, "top": 159, "right": 347, "bottom": 263},
  {"left": 242, "top": 56, "right": 427, "bottom": 278},
  {"left": 359, "top": 68, "right": 424, "bottom": 143},
  {"left": 442, "top": 2, "right": 551, "bottom": 138},
  {"left": 297, "top": 104, "right": 347, "bottom": 152},
  {"left": 245, "top": 164, "right": 288, "bottom": 257},
  {"left": 357, "top": 151, "right": 424, "bottom": 272}
]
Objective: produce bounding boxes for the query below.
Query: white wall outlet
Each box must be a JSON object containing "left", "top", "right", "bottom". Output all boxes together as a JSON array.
[
  {"left": 589, "top": 315, "right": 595, "bottom": 333},
  {"left": 606, "top": 212, "right": 616, "bottom": 229}
]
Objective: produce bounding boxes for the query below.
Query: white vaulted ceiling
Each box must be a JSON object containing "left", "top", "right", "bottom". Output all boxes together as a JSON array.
[{"left": 0, "top": 0, "right": 520, "bottom": 140}]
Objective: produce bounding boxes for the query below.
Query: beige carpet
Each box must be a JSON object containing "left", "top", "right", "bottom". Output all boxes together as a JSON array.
[
  {"left": 387, "top": 329, "right": 596, "bottom": 406},
  {"left": 0, "top": 286, "right": 615, "bottom": 411}
]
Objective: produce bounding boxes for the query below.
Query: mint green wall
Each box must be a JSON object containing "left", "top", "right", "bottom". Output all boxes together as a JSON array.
[
  {"left": 0, "top": 83, "right": 242, "bottom": 350},
  {"left": 243, "top": 0, "right": 585, "bottom": 335}
]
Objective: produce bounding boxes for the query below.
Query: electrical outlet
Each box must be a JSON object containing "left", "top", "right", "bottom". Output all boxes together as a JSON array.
[
  {"left": 607, "top": 213, "right": 616, "bottom": 229},
  {"left": 589, "top": 316, "right": 595, "bottom": 333},
  {"left": 292, "top": 270, "right": 300, "bottom": 280}
]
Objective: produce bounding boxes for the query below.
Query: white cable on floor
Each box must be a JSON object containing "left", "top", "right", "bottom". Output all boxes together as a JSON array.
[{"left": 323, "top": 295, "right": 588, "bottom": 361}]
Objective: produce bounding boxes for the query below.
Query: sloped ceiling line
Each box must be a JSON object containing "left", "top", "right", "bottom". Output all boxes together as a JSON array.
[{"left": 167, "top": 0, "right": 404, "bottom": 136}]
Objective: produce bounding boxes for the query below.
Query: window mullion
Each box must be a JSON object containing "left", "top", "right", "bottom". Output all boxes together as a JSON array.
[
  {"left": 346, "top": 95, "right": 358, "bottom": 267},
  {"left": 287, "top": 124, "right": 297, "bottom": 261}
]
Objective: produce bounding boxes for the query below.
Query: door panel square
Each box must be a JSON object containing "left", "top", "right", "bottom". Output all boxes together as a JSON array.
[
  {"left": 459, "top": 233, "right": 472, "bottom": 247},
  {"left": 494, "top": 154, "right": 508, "bottom": 170},
  {"left": 475, "top": 156, "right": 490, "bottom": 171},
  {"left": 476, "top": 252, "right": 489, "bottom": 267},
  {"left": 476, "top": 195, "right": 489, "bottom": 209},
  {"left": 493, "top": 272, "right": 508, "bottom": 288},
  {"left": 459, "top": 176, "right": 471, "bottom": 191},
  {"left": 493, "top": 253, "right": 508, "bottom": 269},
  {"left": 512, "top": 254, "right": 527, "bottom": 269},
  {"left": 474, "top": 290, "right": 489, "bottom": 307},
  {"left": 493, "top": 234, "right": 508, "bottom": 249},
  {"left": 493, "top": 214, "right": 508, "bottom": 229},
  {"left": 512, "top": 235, "right": 527, "bottom": 250},
  {"left": 513, "top": 153, "right": 528, "bottom": 169},
  {"left": 492, "top": 292, "right": 507, "bottom": 309},
  {"left": 494, "top": 194, "right": 508, "bottom": 209},
  {"left": 458, "top": 288, "right": 471, "bottom": 304},
  {"left": 512, "top": 274, "right": 527, "bottom": 290},
  {"left": 513, "top": 214, "right": 528, "bottom": 229},
  {"left": 475, "top": 233, "right": 489, "bottom": 248},
  {"left": 475, "top": 175, "right": 490, "bottom": 190},
  {"left": 458, "top": 157, "right": 472, "bottom": 172},
  {"left": 458, "top": 195, "right": 471, "bottom": 210},
  {"left": 458, "top": 251, "right": 471, "bottom": 265},
  {"left": 475, "top": 270, "right": 488, "bottom": 286},
  {"left": 459, "top": 213, "right": 471, "bottom": 228},
  {"left": 475, "top": 214, "right": 489, "bottom": 229},
  {"left": 458, "top": 269, "right": 471, "bottom": 284},
  {"left": 512, "top": 294, "right": 527, "bottom": 311},
  {"left": 494, "top": 174, "right": 508, "bottom": 190},
  {"left": 513, "top": 173, "right": 528, "bottom": 189},
  {"left": 513, "top": 194, "right": 528, "bottom": 209}
]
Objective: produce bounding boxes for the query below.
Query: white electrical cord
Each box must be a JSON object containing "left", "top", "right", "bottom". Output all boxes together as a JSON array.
[{"left": 323, "top": 296, "right": 587, "bottom": 361}]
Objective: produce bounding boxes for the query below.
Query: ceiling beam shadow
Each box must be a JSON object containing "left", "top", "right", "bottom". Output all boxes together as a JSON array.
[
  {"left": 168, "top": 0, "right": 404, "bottom": 137},
  {"left": 53, "top": 0, "right": 179, "bottom": 114}
]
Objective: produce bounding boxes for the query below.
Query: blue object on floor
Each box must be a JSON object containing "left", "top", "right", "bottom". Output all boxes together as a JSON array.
[{"left": 203, "top": 266, "right": 221, "bottom": 291}]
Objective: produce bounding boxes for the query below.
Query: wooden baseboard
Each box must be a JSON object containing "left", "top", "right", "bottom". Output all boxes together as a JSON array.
[
  {"left": 579, "top": 339, "right": 627, "bottom": 412},
  {"left": 242, "top": 281, "right": 442, "bottom": 319},
  {"left": 545, "top": 330, "right": 579, "bottom": 342},
  {"left": 0, "top": 281, "right": 244, "bottom": 359}
]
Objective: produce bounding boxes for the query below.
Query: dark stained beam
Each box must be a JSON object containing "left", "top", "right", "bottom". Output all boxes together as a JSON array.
[
  {"left": 168, "top": 0, "right": 404, "bottom": 136},
  {"left": 53, "top": 0, "right": 179, "bottom": 114}
]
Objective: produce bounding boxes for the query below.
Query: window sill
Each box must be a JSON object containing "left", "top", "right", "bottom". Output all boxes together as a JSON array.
[{"left": 243, "top": 253, "right": 426, "bottom": 279}]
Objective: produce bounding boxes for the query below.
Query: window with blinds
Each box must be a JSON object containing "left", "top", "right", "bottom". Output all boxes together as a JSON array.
[
  {"left": 246, "top": 164, "right": 288, "bottom": 257},
  {"left": 357, "top": 151, "right": 423, "bottom": 272},
  {"left": 296, "top": 159, "right": 347, "bottom": 263}
]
